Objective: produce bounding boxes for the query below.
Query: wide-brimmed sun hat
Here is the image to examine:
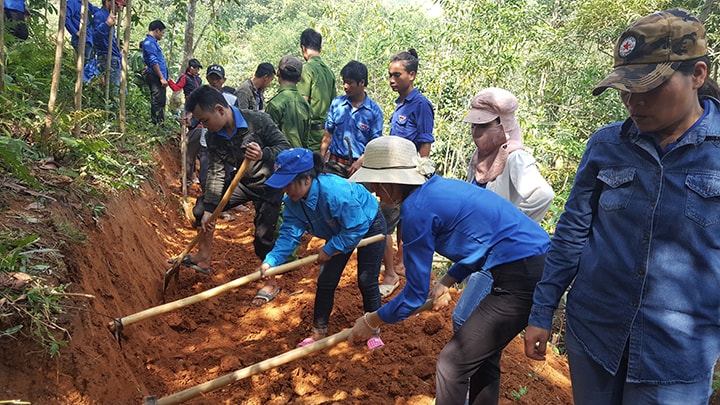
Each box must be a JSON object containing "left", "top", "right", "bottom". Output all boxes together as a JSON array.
[
  {"left": 463, "top": 87, "right": 521, "bottom": 142},
  {"left": 348, "top": 136, "right": 434, "bottom": 185},
  {"left": 593, "top": 8, "right": 707, "bottom": 96}
]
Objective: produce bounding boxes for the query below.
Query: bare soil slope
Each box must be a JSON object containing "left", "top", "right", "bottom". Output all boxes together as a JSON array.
[{"left": 0, "top": 145, "right": 576, "bottom": 404}]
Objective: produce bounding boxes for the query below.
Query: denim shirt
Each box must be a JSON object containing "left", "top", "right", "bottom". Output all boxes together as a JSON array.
[
  {"left": 377, "top": 175, "right": 549, "bottom": 324},
  {"left": 263, "top": 174, "right": 379, "bottom": 267},
  {"left": 325, "top": 94, "right": 383, "bottom": 159},
  {"left": 529, "top": 97, "right": 720, "bottom": 384}
]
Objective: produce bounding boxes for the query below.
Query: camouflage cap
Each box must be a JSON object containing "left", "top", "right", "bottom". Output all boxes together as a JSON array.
[{"left": 593, "top": 8, "right": 707, "bottom": 96}]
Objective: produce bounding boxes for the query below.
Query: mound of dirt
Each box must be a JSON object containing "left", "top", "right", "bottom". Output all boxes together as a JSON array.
[{"left": 0, "top": 144, "right": 575, "bottom": 404}]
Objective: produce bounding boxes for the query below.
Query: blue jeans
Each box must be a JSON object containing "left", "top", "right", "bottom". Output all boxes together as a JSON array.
[
  {"left": 97, "top": 54, "right": 121, "bottom": 92},
  {"left": 452, "top": 270, "right": 493, "bottom": 333},
  {"left": 312, "top": 212, "right": 386, "bottom": 331},
  {"left": 565, "top": 331, "right": 714, "bottom": 405}
]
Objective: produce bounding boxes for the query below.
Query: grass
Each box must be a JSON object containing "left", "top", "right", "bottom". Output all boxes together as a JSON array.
[
  {"left": 510, "top": 385, "right": 528, "bottom": 401},
  {"left": 0, "top": 233, "right": 69, "bottom": 356}
]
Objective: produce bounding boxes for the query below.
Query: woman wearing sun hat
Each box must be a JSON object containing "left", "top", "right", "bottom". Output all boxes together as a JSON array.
[
  {"left": 346, "top": 136, "right": 550, "bottom": 404},
  {"left": 452, "top": 87, "right": 555, "bottom": 334},
  {"left": 524, "top": 9, "right": 720, "bottom": 403},
  {"left": 257, "top": 148, "right": 386, "bottom": 348}
]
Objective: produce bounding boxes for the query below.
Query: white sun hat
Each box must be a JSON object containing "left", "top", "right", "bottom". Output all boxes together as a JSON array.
[{"left": 348, "top": 136, "right": 435, "bottom": 185}]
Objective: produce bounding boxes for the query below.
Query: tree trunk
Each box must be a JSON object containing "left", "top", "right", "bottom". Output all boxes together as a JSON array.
[
  {"left": 104, "top": 0, "right": 116, "bottom": 111},
  {"left": 191, "top": 3, "right": 221, "bottom": 56},
  {"left": 181, "top": 0, "right": 197, "bottom": 72},
  {"left": 119, "top": 0, "right": 131, "bottom": 136},
  {"left": 169, "top": 0, "right": 198, "bottom": 118},
  {"left": 698, "top": 0, "right": 714, "bottom": 23},
  {"left": 0, "top": 0, "right": 5, "bottom": 93},
  {"left": 45, "top": 0, "right": 68, "bottom": 140},
  {"left": 73, "top": 0, "right": 90, "bottom": 136}
]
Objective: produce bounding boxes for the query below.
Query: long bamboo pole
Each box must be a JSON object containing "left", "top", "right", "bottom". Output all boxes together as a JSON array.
[
  {"left": 144, "top": 297, "right": 437, "bottom": 405},
  {"left": 109, "top": 233, "right": 384, "bottom": 334}
]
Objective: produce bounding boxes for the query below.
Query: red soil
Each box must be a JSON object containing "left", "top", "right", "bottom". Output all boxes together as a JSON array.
[{"left": 0, "top": 145, "right": 576, "bottom": 404}]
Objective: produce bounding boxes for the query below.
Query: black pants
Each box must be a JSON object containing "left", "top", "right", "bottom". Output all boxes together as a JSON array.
[
  {"left": 435, "top": 254, "right": 546, "bottom": 405},
  {"left": 4, "top": 9, "right": 28, "bottom": 40},
  {"left": 312, "top": 212, "right": 386, "bottom": 332},
  {"left": 193, "top": 183, "right": 282, "bottom": 260},
  {"left": 145, "top": 73, "right": 166, "bottom": 124}
]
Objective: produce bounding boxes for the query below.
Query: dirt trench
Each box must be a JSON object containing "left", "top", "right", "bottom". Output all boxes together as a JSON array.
[{"left": 0, "top": 144, "right": 573, "bottom": 404}]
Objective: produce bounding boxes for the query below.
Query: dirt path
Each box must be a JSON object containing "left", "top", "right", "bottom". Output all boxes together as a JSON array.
[{"left": 1, "top": 145, "right": 574, "bottom": 404}]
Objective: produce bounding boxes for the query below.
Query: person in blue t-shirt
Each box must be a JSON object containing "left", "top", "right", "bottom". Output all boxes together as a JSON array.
[
  {"left": 92, "top": 0, "right": 123, "bottom": 92},
  {"left": 65, "top": 0, "right": 100, "bottom": 60},
  {"left": 257, "top": 148, "right": 386, "bottom": 349},
  {"left": 388, "top": 48, "right": 434, "bottom": 157},
  {"left": 320, "top": 60, "right": 383, "bottom": 179},
  {"left": 346, "top": 136, "right": 550, "bottom": 405},
  {"left": 381, "top": 48, "right": 436, "bottom": 299},
  {"left": 142, "top": 20, "right": 169, "bottom": 125}
]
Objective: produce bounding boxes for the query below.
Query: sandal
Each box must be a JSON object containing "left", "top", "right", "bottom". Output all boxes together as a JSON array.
[
  {"left": 251, "top": 287, "right": 281, "bottom": 307},
  {"left": 297, "top": 337, "right": 316, "bottom": 347},
  {"left": 379, "top": 281, "right": 400, "bottom": 298},
  {"left": 167, "top": 255, "right": 212, "bottom": 275}
]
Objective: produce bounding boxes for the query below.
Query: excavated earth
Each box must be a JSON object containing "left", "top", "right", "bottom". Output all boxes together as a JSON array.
[{"left": 0, "top": 143, "right": 579, "bottom": 404}]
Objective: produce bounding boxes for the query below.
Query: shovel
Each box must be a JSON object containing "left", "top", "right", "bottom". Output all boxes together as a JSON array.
[
  {"left": 163, "top": 158, "right": 250, "bottom": 296},
  {"left": 180, "top": 120, "right": 194, "bottom": 222},
  {"left": 144, "top": 294, "right": 442, "bottom": 405}
]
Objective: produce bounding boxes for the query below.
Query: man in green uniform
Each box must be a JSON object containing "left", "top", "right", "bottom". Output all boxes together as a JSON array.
[
  {"left": 298, "top": 28, "right": 336, "bottom": 152},
  {"left": 266, "top": 55, "right": 312, "bottom": 148}
]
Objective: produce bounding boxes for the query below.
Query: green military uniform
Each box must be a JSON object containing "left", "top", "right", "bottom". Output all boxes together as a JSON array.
[
  {"left": 266, "top": 84, "right": 312, "bottom": 148},
  {"left": 297, "top": 55, "right": 336, "bottom": 151}
]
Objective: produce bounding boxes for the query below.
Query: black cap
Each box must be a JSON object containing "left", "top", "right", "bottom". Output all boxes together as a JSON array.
[{"left": 206, "top": 64, "right": 225, "bottom": 78}]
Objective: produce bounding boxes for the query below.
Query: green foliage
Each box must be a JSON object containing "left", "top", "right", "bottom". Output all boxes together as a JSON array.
[
  {"left": 0, "top": 136, "right": 40, "bottom": 187},
  {"left": 2, "top": 0, "right": 717, "bottom": 360},
  {"left": 0, "top": 233, "right": 68, "bottom": 357},
  {"left": 510, "top": 385, "right": 528, "bottom": 401}
]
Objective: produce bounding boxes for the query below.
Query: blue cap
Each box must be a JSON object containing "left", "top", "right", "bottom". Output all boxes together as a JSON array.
[{"left": 265, "top": 148, "right": 314, "bottom": 189}]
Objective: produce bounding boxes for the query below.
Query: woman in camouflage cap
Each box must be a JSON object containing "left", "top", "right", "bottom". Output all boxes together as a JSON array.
[{"left": 525, "top": 9, "right": 720, "bottom": 404}]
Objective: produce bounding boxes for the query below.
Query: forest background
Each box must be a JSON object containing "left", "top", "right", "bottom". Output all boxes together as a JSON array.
[
  {"left": 4, "top": 0, "right": 719, "bottom": 227},
  {"left": 0, "top": 0, "right": 718, "bottom": 360}
]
